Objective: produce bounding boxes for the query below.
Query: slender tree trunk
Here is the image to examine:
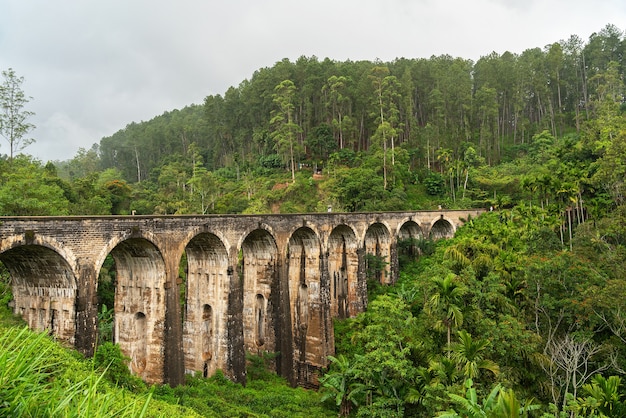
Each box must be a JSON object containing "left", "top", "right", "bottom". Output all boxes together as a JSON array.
[
  {"left": 338, "top": 112, "right": 343, "bottom": 149},
  {"left": 427, "top": 137, "right": 431, "bottom": 170},
  {"left": 379, "top": 93, "right": 387, "bottom": 190},
  {"left": 450, "top": 171, "right": 455, "bottom": 202},
  {"left": 568, "top": 208, "right": 573, "bottom": 251},
  {"left": 290, "top": 141, "right": 295, "bottom": 183},
  {"left": 383, "top": 139, "right": 387, "bottom": 190},
  {"left": 134, "top": 146, "right": 141, "bottom": 183},
  {"left": 581, "top": 53, "right": 589, "bottom": 120},
  {"left": 557, "top": 72, "right": 563, "bottom": 136},
  {"left": 578, "top": 193, "right": 585, "bottom": 223},
  {"left": 462, "top": 169, "right": 469, "bottom": 200}
]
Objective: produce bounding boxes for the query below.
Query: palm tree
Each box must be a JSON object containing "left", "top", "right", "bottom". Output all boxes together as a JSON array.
[
  {"left": 319, "top": 354, "right": 365, "bottom": 417},
  {"left": 574, "top": 375, "right": 626, "bottom": 417},
  {"left": 450, "top": 330, "right": 499, "bottom": 380},
  {"left": 438, "top": 378, "right": 539, "bottom": 418},
  {"left": 429, "top": 356, "right": 462, "bottom": 387},
  {"left": 443, "top": 237, "right": 499, "bottom": 278},
  {"left": 426, "top": 273, "right": 466, "bottom": 354}
]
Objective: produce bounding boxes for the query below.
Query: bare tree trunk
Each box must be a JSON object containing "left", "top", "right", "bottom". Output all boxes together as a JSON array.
[
  {"left": 462, "top": 169, "right": 469, "bottom": 200},
  {"left": 581, "top": 52, "right": 590, "bottom": 120},
  {"left": 567, "top": 208, "right": 573, "bottom": 251},
  {"left": 427, "top": 137, "right": 431, "bottom": 170},
  {"left": 290, "top": 141, "right": 296, "bottom": 183},
  {"left": 134, "top": 146, "right": 141, "bottom": 183},
  {"left": 546, "top": 335, "right": 610, "bottom": 413}
]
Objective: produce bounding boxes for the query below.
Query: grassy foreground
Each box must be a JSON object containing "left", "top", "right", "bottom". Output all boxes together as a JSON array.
[{"left": 0, "top": 299, "right": 334, "bottom": 417}]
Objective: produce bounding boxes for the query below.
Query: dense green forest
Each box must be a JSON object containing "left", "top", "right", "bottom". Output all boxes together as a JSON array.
[{"left": 1, "top": 23, "right": 626, "bottom": 417}]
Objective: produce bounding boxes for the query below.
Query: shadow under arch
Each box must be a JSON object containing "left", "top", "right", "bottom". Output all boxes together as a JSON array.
[
  {"left": 287, "top": 226, "right": 323, "bottom": 386},
  {"left": 182, "top": 232, "right": 229, "bottom": 378},
  {"left": 364, "top": 222, "right": 392, "bottom": 285},
  {"left": 429, "top": 217, "right": 455, "bottom": 240},
  {"left": 107, "top": 237, "right": 166, "bottom": 384},
  {"left": 398, "top": 220, "right": 425, "bottom": 262},
  {"left": 240, "top": 228, "right": 279, "bottom": 368},
  {"left": 0, "top": 244, "right": 77, "bottom": 344},
  {"left": 327, "top": 224, "right": 359, "bottom": 319}
]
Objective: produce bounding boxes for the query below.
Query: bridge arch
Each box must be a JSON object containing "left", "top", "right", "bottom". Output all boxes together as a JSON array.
[
  {"left": 363, "top": 222, "right": 392, "bottom": 284},
  {"left": 0, "top": 233, "right": 80, "bottom": 273},
  {"left": 106, "top": 237, "right": 166, "bottom": 384},
  {"left": 327, "top": 224, "right": 359, "bottom": 319},
  {"left": 429, "top": 216, "right": 455, "bottom": 239},
  {"left": 0, "top": 241, "right": 77, "bottom": 344},
  {"left": 94, "top": 229, "right": 162, "bottom": 275},
  {"left": 181, "top": 231, "right": 229, "bottom": 377},
  {"left": 397, "top": 219, "right": 425, "bottom": 260},
  {"left": 240, "top": 228, "right": 279, "bottom": 361},
  {"left": 235, "top": 222, "right": 276, "bottom": 252},
  {"left": 286, "top": 226, "right": 324, "bottom": 385}
]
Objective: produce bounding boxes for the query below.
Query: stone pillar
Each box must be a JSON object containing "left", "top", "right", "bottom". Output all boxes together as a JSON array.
[
  {"left": 226, "top": 259, "right": 246, "bottom": 384},
  {"left": 74, "top": 264, "right": 98, "bottom": 357},
  {"left": 163, "top": 251, "right": 184, "bottom": 387},
  {"left": 422, "top": 223, "right": 433, "bottom": 239},
  {"left": 276, "top": 254, "right": 295, "bottom": 386},
  {"left": 318, "top": 252, "right": 335, "bottom": 362},
  {"left": 390, "top": 240, "right": 399, "bottom": 285},
  {"left": 356, "top": 247, "right": 368, "bottom": 312}
]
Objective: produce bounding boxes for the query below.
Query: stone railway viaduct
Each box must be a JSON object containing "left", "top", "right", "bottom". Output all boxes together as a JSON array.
[{"left": 0, "top": 209, "right": 482, "bottom": 387}]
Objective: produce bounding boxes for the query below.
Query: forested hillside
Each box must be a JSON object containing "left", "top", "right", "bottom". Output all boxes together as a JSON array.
[
  {"left": 95, "top": 24, "right": 622, "bottom": 180},
  {"left": 30, "top": 23, "right": 620, "bottom": 219},
  {"left": 0, "top": 23, "right": 625, "bottom": 417}
]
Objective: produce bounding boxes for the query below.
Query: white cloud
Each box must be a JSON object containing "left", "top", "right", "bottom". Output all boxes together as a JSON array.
[{"left": 32, "top": 112, "right": 102, "bottom": 161}]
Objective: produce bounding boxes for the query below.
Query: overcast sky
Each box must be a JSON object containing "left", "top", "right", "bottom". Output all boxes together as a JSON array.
[{"left": 0, "top": 0, "right": 624, "bottom": 162}]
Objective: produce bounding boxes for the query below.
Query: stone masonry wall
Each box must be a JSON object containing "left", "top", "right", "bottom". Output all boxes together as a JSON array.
[{"left": 0, "top": 209, "right": 483, "bottom": 387}]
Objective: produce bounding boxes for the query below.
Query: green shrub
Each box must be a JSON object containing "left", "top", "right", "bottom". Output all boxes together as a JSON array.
[
  {"left": 94, "top": 341, "right": 146, "bottom": 391},
  {"left": 424, "top": 171, "right": 446, "bottom": 196}
]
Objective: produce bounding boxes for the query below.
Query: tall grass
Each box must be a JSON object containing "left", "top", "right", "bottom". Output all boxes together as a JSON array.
[
  {"left": 0, "top": 327, "right": 59, "bottom": 415},
  {"left": 0, "top": 325, "right": 154, "bottom": 417}
]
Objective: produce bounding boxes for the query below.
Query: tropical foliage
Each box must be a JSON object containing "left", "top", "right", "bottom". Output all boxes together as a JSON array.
[{"left": 0, "top": 23, "right": 626, "bottom": 417}]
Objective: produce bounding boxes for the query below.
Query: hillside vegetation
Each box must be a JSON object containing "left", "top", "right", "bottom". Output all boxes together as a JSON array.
[{"left": 0, "top": 23, "right": 625, "bottom": 417}]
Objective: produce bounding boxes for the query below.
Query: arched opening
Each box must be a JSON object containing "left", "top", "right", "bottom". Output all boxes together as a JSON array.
[
  {"left": 97, "top": 254, "right": 116, "bottom": 344},
  {"left": 241, "top": 229, "right": 278, "bottom": 362},
  {"left": 182, "top": 232, "right": 228, "bottom": 378},
  {"left": 328, "top": 225, "right": 358, "bottom": 318},
  {"left": 287, "top": 227, "right": 323, "bottom": 386},
  {"left": 364, "top": 223, "right": 392, "bottom": 285},
  {"left": 398, "top": 220, "right": 425, "bottom": 266},
  {"left": 103, "top": 238, "right": 166, "bottom": 384},
  {"left": 430, "top": 218, "right": 455, "bottom": 240},
  {"left": 287, "top": 228, "right": 320, "bottom": 331},
  {"left": 0, "top": 245, "right": 77, "bottom": 344}
]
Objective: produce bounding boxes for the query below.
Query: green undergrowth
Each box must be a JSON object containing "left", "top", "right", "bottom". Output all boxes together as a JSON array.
[
  {"left": 0, "top": 322, "right": 198, "bottom": 418},
  {"left": 153, "top": 353, "right": 335, "bottom": 417},
  {"left": 0, "top": 286, "right": 334, "bottom": 417},
  {"left": 0, "top": 318, "right": 335, "bottom": 417},
  {"left": 155, "top": 370, "right": 335, "bottom": 418}
]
